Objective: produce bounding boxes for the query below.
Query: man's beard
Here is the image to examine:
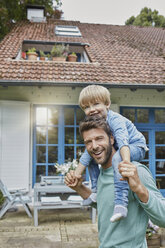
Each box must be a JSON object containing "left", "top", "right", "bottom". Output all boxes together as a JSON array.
[
  {"left": 91, "top": 138, "right": 112, "bottom": 167},
  {"left": 101, "top": 139, "right": 112, "bottom": 167}
]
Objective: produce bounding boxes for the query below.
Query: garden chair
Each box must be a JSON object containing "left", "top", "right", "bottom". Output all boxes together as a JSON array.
[{"left": 0, "top": 179, "right": 32, "bottom": 218}]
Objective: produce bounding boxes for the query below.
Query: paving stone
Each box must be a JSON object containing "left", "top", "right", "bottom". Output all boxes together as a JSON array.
[
  {"left": 0, "top": 207, "right": 99, "bottom": 248},
  {"left": 62, "top": 241, "right": 99, "bottom": 248},
  {"left": 6, "top": 237, "right": 61, "bottom": 248},
  {"left": 1, "top": 207, "right": 164, "bottom": 248}
]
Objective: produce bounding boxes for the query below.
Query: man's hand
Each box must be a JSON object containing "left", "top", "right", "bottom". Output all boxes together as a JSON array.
[
  {"left": 118, "top": 161, "right": 149, "bottom": 203},
  {"left": 64, "top": 170, "right": 83, "bottom": 190},
  {"left": 65, "top": 170, "right": 92, "bottom": 200}
]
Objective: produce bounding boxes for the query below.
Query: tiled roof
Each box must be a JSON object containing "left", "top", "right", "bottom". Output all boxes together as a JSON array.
[{"left": 0, "top": 19, "right": 165, "bottom": 86}]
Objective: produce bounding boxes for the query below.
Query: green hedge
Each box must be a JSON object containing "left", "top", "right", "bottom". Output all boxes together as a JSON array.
[{"left": 0, "top": 190, "right": 4, "bottom": 206}]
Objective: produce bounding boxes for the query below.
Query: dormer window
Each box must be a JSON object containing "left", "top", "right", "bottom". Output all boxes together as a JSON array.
[
  {"left": 20, "top": 41, "right": 90, "bottom": 63},
  {"left": 55, "top": 25, "right": 82, "bottom": 37}
]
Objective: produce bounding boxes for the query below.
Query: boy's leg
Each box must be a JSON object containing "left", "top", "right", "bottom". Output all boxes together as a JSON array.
[
  {"left": 83, "top": 160, "right": 100, "bottom": 205},
  {"left": 110, "top": 145, "right": 145, "bottom": 222},
  {"left": 110, "top": 150, "right": 129, "bottom": 222},
  {"left": 130, "top": 145, "right": 145, "bottom": 162}
]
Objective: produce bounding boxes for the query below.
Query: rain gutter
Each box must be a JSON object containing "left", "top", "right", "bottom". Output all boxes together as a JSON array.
[{"left": 0, "top": 80, "right": 164, "bottom": 91}]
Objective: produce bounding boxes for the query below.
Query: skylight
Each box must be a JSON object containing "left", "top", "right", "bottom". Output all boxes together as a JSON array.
[{"left": 55, "top": 25, "right": 82, "bottom": 37}]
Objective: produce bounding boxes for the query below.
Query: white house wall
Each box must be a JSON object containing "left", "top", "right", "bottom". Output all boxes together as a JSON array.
[
  {"left": 0, "top": 101, "right": 30, "bottom": 191},
  {"left": 0, "top": 86, "right": 164, "bottom": 107},
  {"left": 0, "top": 85, "right": 164, "bottom": 191}
]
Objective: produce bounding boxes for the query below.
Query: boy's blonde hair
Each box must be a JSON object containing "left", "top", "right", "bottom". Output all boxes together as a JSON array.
[{"left": 79, "top": 85, "right": 111, "bottom": 109}]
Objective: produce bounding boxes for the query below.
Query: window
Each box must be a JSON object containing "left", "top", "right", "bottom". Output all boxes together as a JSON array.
[
  {"left": 33, "top": 105, "right": 86, "bottom": 184},
  {"left": 121, "top": 107, "right": 165, "bottom": 196},
  {"left": 55, "top": 25, "right": 82, "bottom": 37},
  {"left": 19, "top": 41, "right": 90, "bottom": 63}
]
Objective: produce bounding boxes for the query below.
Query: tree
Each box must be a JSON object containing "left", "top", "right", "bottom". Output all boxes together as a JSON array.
[
  {"left": 125, "top": 7, "right": 165, "bottom": 27},
  {"left": 0, "top": 7, "right": 9, "bottom": 40},
  {"left": 0, "top": 0, "right": 62, "bottom": 41},
  {"left": 125, "top": 16, "right": 135, "bottom": 26}
]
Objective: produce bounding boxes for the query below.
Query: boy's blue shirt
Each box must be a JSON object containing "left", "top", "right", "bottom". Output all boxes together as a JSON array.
[
  {"left": 107, "top": 110, "right": 146, "bottom": 150},
  {"left": 80, "top": 110, "right": 147, "bottom": 167}
]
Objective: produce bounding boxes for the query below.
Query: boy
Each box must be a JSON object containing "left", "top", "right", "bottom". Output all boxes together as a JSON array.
[{"left": 74, "top": 85, "right": 147, "bottom": 222}]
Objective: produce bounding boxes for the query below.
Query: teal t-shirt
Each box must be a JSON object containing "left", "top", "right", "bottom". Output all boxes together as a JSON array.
[{"left": 97, "top": 162, "right": 165, "bottom": 248}]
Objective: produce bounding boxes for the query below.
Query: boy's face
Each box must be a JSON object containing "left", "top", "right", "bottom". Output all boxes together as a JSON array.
[{"left": 83, "top": 102, "right": 110, "bottom": 118}]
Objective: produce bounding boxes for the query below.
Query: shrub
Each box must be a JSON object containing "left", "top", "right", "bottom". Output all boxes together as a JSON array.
[{"left": 0, "top": 190, "right": 4, "bottom": 206}]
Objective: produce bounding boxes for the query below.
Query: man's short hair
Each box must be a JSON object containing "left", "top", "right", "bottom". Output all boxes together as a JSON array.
[
  {"left": 79, "top": 115, "right": 112, "bottom": 137},
  {"left": 79, "top": 85, "right": 111, "bottom": 109}
]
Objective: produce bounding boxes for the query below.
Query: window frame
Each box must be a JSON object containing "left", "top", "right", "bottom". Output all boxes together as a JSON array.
[
  {"left": 55, "top": 25, "right": 82, "bottom": 37},
  {"left": 32, "top": 105, "right": 86, "bottom": 185},
  {"left": 120, "top": 107, "right": 165, "bottom": 196}
]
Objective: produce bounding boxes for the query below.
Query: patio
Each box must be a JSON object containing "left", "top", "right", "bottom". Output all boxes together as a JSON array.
[
  {"left": 1, "top": 206, "right": 165, "bottom": 248},
  {"left": 0, "top": 206, "right": 99, "bottom": 248}
]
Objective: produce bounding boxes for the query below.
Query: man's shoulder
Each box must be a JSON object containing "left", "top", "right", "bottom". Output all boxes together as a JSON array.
[
  {"left": 132, "top": 161, "right": 154, "bottom": 184},
  {"left": 132, "top": 161, "right": 150, "bottom": 173}
]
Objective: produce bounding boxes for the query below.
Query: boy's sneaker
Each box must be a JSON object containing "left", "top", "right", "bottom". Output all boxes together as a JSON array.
[{"left": 110, "top": 205, "right": 128, "bottom": 223}]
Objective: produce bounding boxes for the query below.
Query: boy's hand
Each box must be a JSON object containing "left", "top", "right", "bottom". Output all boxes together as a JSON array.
[
  {"left": 65, "top": 170, "right": 82, "bottom": 189},
  {"left": 65, "top": 170, "right": 92, "bottom": 199},
  {"left": 65, "top": 162, "right": 85, "bottom": 187}
]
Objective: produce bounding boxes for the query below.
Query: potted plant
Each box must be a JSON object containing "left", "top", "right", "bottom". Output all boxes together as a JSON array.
[
  {"left": 39, "top": 50, "right": 46, "bottom": 61},
  {"left": 22, "top": 52, "right": 26, "bottom": 60},
  {"left": 27, "top": 48, "right": 38, "bottom": 60},
  {"left": 68, "top": 52, "right": 77, "bottom": 62},
  {"left": 50, "top": 44, "right": 69, "bottom": 61},
  {"left": 146, "top": 221, "right": 160, "bottom": 248}
]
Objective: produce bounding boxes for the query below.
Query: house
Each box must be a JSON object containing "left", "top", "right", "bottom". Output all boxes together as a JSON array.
[{"left": 0, "top": 6, "right": 165, "bottom": 196}]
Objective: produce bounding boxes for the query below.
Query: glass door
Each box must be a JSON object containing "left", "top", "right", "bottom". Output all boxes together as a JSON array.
[
  {"left": 33, "top": 105, "right": 86, "bottom": 185},
  {"left": 121, "top": 107, "right": 165, "bottom": 196},
  {"left": 33, "top": 106, "right": 59, "bottom": 183},
  {"left": 155, "top": 131, "right": 165, "bottom": 194}
]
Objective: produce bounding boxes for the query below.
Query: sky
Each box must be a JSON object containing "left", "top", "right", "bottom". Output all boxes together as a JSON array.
[{"left": 60, "top": 0, "right": 165, "bottom": 25}]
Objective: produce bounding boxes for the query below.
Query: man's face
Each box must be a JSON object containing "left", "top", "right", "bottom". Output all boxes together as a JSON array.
[{"left": 83, "top": 128, "right": 113, "bottom": 168}]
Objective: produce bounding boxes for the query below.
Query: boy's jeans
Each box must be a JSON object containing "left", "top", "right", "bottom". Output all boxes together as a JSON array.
[
  {"left": 88, "top": 160, "right": 100, "bottom": 191},
  {"left": 88, "top": 145, "right": 145, "bottom": 206}
]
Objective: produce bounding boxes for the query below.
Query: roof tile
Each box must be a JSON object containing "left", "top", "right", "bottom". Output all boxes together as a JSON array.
[{"left": 0, "top": 19, "right": 164, "bottom": 85}]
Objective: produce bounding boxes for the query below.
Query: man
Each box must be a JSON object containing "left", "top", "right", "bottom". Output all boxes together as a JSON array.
[{"left": 65, "top": 115, "right": 165, "bottom": 248}]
